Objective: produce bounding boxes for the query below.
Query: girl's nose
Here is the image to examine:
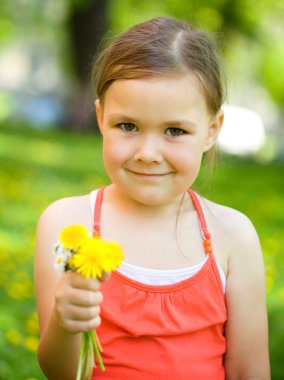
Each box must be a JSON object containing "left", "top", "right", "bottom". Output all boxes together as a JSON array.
[{"left": 134, "top": 135, "right": 163, "bottom": 163}]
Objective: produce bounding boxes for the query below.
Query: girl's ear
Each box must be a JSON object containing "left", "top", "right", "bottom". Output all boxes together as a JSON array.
[
  {"left": 203, "top": 109, "right": 224, "bottom": 152},
  {"left": 95, "top": 99, "right": 103, "bottom": 134}
]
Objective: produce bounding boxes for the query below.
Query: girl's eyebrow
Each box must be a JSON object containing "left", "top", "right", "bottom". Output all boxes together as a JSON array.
[
  {"left": 108, "top": 113, "right": 139, "bottom": 123},
  {"left": 163, "top": 119, "right": 197, "bottom": 129},
  {"left": 108, "top": 113, "right": 197, "bottom": 129}
]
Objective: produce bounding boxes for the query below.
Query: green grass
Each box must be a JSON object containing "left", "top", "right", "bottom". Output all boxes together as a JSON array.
[{"left": 0, "top": 124, "right": 283, "bottom": 379}]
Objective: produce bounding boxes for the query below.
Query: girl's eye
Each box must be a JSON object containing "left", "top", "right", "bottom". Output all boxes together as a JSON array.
[
  {"left": 118, "top": 123, "right": 137, "bottom": 132},
  {"left": 165, "top": 127, "right": 186, "bottom": 137}
]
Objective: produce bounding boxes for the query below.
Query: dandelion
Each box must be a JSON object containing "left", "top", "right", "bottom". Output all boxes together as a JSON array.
[
  {"left": 59, "top": 225, "right": 89, "bottom": 250},
  {"left": 69, "top": 238, "right": 123, "bottom": 279},
  {"left": 53, "top": 224, "right": 123, "bottom": 379},
  {"left": 101, "top": 240, "right": 124, "bottom": 272},
  {"left": 5, "top": 329, "right": 22, "bottom": 346},
  {"left": 26, "top": 312, "right": 40, "bottom": 335},
  {"left": 24, "top": 336, "right": 39, "bottom": 352}
]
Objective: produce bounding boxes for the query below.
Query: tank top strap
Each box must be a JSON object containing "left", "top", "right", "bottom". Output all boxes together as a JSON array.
[
  {"left": 93, "top": 186, "right": 105, "bottom": 237},
  {"left": 187, "top": 189, "right": 213, "bottom": 255}
]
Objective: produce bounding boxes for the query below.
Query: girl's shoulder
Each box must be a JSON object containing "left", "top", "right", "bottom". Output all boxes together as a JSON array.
[
  {"left": 37, "top": 194, "right": 92, "bottom": 239},
  {"left": 202, "top": 197, "right": 257, "bottom": 235},
  {"left": 199, "top": 196, "right": 263, "bottom": 276}
]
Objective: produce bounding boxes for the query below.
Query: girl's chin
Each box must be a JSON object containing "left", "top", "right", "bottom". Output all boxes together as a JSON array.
[{"left": 114, "top": 185, "right": 183, "bottom": 207}]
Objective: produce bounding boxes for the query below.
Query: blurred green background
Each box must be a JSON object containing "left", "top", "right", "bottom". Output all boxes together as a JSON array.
[{"left": 0, "top": 0, "right": 284, "bottom": 379}]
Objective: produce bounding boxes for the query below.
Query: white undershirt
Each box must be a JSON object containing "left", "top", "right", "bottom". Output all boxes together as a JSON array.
[
  {"left": 117, "top": 258, "right": 226, "bottom": 292},
  {"left": 90, "top": 190, "right": 227, "bottom": 292}
]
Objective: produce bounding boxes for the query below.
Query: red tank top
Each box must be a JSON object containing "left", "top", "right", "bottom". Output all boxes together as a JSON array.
[{"left": 91, "top": 187, "right": 227, "bottom": 380}]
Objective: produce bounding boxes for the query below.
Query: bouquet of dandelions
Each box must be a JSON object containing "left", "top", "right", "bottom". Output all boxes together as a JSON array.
[{"left": 53, "top": 225, "right": 123, "bottom": 380}]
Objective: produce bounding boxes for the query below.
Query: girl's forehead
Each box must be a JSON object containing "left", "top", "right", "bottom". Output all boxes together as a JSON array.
[
  {"left": 100, "top": 75, "right": 211, "bottom": 125},
  {"left": 102, "top": 75, "right": 208, "bottom": 114}
]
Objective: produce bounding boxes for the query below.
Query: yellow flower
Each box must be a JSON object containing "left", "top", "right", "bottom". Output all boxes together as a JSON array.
[
  {"left": 5, "top": 329, "right": 22, "bottom": 346},
  {"left": 68, "top": 237, "right": 123, "bottom": 279},
  {"left": 24, "top": 336, "right": 39, "bottom": 352},
  {"left": 59, "top": 225, "right": 89, "bottom": 250},
  {"left": 101, "top": 241, "right": 124, "bottom": 272}
]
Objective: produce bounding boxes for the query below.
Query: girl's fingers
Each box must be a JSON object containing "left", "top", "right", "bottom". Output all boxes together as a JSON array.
[
  {"left": 67, "top": 305, "right": 101, "bottom": 321},
  {"left": 67, "top": 272, "right": 101, "bottom": 291},
  {"left": 63, "top": 316, "right": 102, "bottom": 334},
  {"left": 55, "top": 272, "right": 107, "bottom": 333},
  {"left": 68, "top": 288, "right": 103, "bottom": 307},
  {"left": 56, "top": 299, "right": 102, "bottom": 332}
]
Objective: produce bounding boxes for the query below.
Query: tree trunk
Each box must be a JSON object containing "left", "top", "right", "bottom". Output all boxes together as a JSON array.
[{"left": 67, "top": 0, "right": 109, "bottom": 130}]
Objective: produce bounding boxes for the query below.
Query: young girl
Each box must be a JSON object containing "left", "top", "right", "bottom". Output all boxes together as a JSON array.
[{"left": 35, "top": 17, "right": 270, "bottom": 379}]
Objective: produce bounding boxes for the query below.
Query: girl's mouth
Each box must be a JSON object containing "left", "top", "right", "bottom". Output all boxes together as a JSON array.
[{"left": 127, "top": 169, "right": 171, "bottom": 178}]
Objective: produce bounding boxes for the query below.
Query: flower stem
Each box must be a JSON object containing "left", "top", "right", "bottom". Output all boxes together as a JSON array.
[
  {"left": 76, "top": 334, "right": 86, "bottom": 380},
  {"left": 90, "top": 331, "right": 105, "bottom": 371},
  {"left": 94, "top": 330, "right": 103, "bottom": 352},
  {"left": 81, "top": 334, "right": 90, "bottom": 380}
]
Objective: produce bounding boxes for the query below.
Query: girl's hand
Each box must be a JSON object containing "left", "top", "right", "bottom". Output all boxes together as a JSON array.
[{"left": 54, "top": 271, "right": 110, "bottom": 334}]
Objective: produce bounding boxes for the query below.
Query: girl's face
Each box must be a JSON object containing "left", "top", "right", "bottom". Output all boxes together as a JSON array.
[{"left": 96, "top": 75, "right": 223, "bottom": 206}]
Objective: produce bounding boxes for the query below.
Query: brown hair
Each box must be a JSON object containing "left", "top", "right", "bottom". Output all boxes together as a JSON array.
[{"left": 91, "top": 16, "right": 226, "bottom": 115}]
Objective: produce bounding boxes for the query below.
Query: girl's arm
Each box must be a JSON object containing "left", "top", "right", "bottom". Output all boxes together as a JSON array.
[
  {"left": 224, "top": 214, "right": 270, "bottom": 379},
  {"left": 34, "top": 198, "right": 103, "bottom": 380}
]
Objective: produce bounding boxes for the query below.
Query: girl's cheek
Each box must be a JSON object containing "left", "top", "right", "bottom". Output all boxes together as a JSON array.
[{"left": 103, "top": 142, "right": 128, "bottom": 165}]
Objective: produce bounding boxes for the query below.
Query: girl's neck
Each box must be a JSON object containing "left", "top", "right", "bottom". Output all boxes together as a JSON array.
[{"left": 105, "top": 184, "right": 190, "bottom": 219}]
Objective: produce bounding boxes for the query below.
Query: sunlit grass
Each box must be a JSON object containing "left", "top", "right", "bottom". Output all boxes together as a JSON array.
[{"left": 0, "top": 124, "right": 283, "bottom": 378}]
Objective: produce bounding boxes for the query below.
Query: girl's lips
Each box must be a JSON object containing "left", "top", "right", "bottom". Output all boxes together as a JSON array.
[
  {"left": 133, "top": 172, "right": 165, "bottom": 176},
  {"left": 127, "top": 169, "right": 172, "bottom": 177}
]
